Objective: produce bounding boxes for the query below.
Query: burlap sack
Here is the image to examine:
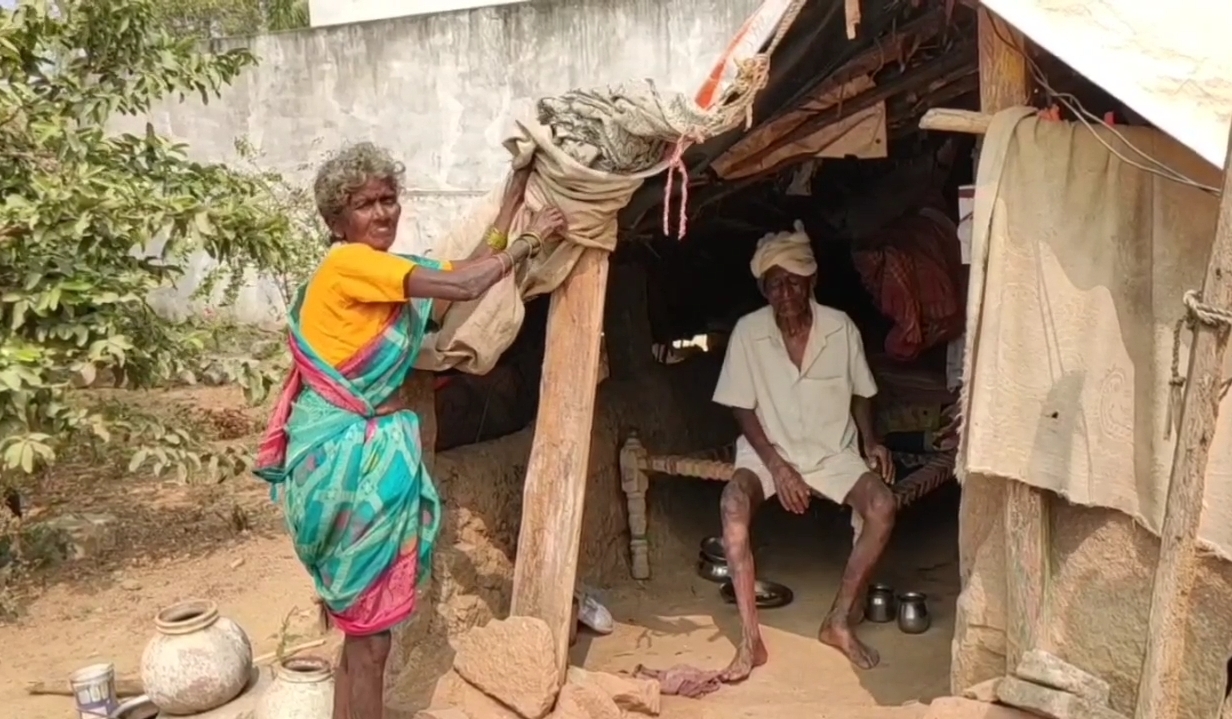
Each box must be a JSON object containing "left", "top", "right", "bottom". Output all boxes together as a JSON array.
[{"left": 414, "top": 118, "right": 666, "bottom": 374}]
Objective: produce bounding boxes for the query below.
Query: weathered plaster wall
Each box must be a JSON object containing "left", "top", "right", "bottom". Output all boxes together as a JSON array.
[
  {"left": 129, "top": 0, "right": 760, "bottom": 322},
  {"left": 308, "top": 0, "right": 529, "bottom": 29},
  {"left": 952, "top": 475, "right": 1232, "bottom": 719}
]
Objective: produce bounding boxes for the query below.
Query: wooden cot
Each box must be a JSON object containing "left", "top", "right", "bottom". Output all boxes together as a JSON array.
[{"left": 617, "top": 436, "right": 957, "bottom": 580}]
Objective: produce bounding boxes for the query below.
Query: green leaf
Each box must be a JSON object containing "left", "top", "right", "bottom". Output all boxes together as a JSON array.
[{"left": 128, "top": 448, "right": 150, "bottom": 473}]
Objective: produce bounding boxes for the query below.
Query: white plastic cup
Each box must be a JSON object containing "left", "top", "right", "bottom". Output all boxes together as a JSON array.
[{"left": 69, "top": 663, "right": 119, "bottom": 719}]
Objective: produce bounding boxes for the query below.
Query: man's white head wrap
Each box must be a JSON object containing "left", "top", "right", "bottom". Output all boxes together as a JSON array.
[{"left": 749, "top": 220, "right": 817, "bottom": 280}]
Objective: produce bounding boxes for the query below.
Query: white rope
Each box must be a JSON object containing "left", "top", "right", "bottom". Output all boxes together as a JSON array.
[{"left": 1165, "top": 290, "right": 1232, "bottom": 439}]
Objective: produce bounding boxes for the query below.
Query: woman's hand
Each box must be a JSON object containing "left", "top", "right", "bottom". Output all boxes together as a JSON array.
[
  {"left": 503, "top": 165, "right": 533, "bottom": 206},
  {"left": 494, "top": 165, "right": 534, "bottom": 232},
  {"left": 525, "top": 206, "right": 567, "bottom": 240}
]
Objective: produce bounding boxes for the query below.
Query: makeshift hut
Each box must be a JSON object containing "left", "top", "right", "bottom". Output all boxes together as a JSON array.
[{"left": 388, "top": 1, "right": 1232, "bottom": 718}]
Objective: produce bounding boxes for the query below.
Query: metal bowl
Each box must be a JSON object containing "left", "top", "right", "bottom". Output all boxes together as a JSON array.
[
  {"left": 699, "top": 536, "right": 726, "bottom": 564},
  {"left": 719, "top": 579, "right": 794, "bottom": 609},
  {"left": 696, "top": 554, "right": 731, "bottom": 583},
  {"left": 109, "top": 696, "right": 160, "bottom": 719}
]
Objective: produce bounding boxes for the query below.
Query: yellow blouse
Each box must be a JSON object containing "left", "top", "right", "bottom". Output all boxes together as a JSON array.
[{"left": 299, "top": 243, "right": 449, "bottom": 367}]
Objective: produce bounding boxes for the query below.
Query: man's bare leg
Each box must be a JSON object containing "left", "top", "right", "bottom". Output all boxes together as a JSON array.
[
  {"left": 819, "top": 473, "right": 896, "bottom": 669},
  {"left": 719, "top": 470, "right": 769, "bottom": 682},
  {"left": 340, "top": 631, "right": 391, "bottom": 719}
]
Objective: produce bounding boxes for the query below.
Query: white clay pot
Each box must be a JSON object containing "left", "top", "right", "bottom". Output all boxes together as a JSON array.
[
  {"left": 140, "top": 599, "right": 253, "bottom": 715},
  {"left": 255, "top": 656, "right": 335, "bottom": 719}
]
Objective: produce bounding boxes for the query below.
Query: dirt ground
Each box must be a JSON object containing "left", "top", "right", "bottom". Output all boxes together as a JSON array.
[{"left": 0, "top": 385, "right": 959, "bottom": 719}]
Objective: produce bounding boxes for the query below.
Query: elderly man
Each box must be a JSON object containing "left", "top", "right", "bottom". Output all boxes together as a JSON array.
[{"left": 713, "top": 221, "right": 897, "bottom": 678}]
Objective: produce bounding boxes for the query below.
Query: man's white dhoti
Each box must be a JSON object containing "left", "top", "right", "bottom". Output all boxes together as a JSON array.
[{"left": 733, "top": 436, "right": 869, "bottom": 503}]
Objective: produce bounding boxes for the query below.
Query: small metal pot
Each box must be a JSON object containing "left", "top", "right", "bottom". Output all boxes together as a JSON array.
[
  {"left": 865, "top": 583, "right": 897, "bottom": 623},
  {"left": 696, "top": 554, "right": 731, "bottom": 583},
  {"left": 897, "top": 591, "right": 931, "bottom": 634},
  {"left": 699, "top": 536, "right": 726, "bottom": 564}
]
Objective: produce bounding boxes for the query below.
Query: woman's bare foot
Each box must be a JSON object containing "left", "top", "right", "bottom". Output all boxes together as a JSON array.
[
  {"left": 719, "top": 637, "right": 769, "bottom": 683},
  {"left": 819, "top": 617, "right": 879, "bottom": 669}
]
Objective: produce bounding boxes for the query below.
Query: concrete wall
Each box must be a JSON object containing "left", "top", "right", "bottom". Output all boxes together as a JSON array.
[
  {"left": 130, "top": 0, "right": 760, "bottom": 323},
  {"left": 951, "top": 475, "right": 1232, "bottom": 719},
  {"left": 308, "top": 0, "right": 528, "bottom": 28}
]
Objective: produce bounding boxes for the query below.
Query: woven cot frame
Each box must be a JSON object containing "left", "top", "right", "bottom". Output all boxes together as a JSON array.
[{"left": 617, "top": 435, "right": 957, "bottom": 579}]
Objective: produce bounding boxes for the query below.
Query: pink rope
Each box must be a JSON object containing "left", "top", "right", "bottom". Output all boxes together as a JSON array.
[{"left": 661, "top": 140, "right": 691, "bottom": 239}]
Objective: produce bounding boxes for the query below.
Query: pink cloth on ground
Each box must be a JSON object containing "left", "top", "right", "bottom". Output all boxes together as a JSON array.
[{"left": 633, "top": 664, "right": 724, "bottom": 698}]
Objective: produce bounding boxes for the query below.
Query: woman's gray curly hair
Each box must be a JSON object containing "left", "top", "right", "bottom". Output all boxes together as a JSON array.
[{"left": 312, "top": 142, "right": 406, "bottom": 221}]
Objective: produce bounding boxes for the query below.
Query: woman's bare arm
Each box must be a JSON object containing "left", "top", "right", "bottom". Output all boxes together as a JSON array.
[
  {"left": 450, "top": 169, "right": 529, "bottom": 270},
  {"left": 404, "top": 262, "right": 503, "bottom": 302},
  {"left": 403, "top": 236, "right": 540, "bottom": 302}
]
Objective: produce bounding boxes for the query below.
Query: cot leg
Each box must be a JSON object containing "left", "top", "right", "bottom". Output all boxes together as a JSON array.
[{"left": 620, "top": 434, "right": 651, "bottom": 580}]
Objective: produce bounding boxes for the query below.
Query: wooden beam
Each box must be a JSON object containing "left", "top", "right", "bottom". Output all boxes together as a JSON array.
[
  {"left": 919, "top": 108, "right": 992, "bottom": 134},
  {"left": 725, "top": 43, "right": 977, "bottom": 176},
  {"left": 510, "top": 248, "right": 610, "bottom": 680},
  {"left": 977, "top": 6, "right": 1045, "bottom": 674},
  {"left": 1135, "top": 122, "right": 1232, "bottom": 719}
]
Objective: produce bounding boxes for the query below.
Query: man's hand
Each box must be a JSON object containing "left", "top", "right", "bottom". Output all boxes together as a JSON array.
[
  {"left": 865, "top": 443, "right": 895, "bottom": 484},
  {"left": 769, "top": 459, "right": 811, "bottom": 514}
]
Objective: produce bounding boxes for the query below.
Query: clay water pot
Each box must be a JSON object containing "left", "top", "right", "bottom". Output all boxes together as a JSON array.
[
  {"left": 140, "top": 599, "right": 253, "bottom": 715},
  {"left": 255, "top": 656, "right": 334, "bottom": 719}
]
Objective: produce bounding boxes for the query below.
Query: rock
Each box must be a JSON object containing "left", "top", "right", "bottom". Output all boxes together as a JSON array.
[
  {"left": 1014, "top": 649, "right": 1111, "bottom": 705},
  {"left": 120, "top": 579, "right": 143, "bottom": 591},
  {"left": 431, "top": 671, "right": 521, "bottom": 719},
  {"left": 997, "top": 677, "right": 1127, "bottom": 719},
  {"left": 415, "top": 709, "right": 470, "bottom": 719},
  {"left": 923, "top": 697, "right": 1036, "bottom": 719},
  {"left": 452, "top": 617, "right": 560, "bottom": 719},
  {"left": 565, "top": 667, "right": 659, "bottom": 716},
  {"left": 41, "top": 513, "right": 117, "bottom": 561},
  {"left": 177, "top": 369, "right": 199, "bottom": 386},
  {"left": 550, "top": 683, "right": 621, "bottom": 719},
  {"left": 202, "top": 364, "right": 229, "bottom": 386},
  {"left": 960, "top": 679, "right": 1002, "bottom": 703}
]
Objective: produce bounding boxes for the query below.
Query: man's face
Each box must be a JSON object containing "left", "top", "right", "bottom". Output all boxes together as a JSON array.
[{"left": 761, "top": 266, "right": 815, "bottom": 319}]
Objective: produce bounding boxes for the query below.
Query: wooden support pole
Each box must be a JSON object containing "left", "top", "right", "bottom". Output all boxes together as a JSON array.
[
  {"left": 511, "top": 248, "right": 610, "bottom": 680},
  {"left": 919, "top": 108, "right": 993, "bottom": 135},
  {"left": 977, "top": 7, "right": 1047, "bottom": 673},
  {"left": 1135, "top": 122, "right": 1232, "bottom": 719}
]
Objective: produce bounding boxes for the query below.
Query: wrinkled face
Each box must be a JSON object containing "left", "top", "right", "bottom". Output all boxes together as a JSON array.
[
  {"left": 330, "top": 176, "right": 401, "bottom": 250},
  {"left": 761, "top": 266, "right": 815, "bottom": 319}
]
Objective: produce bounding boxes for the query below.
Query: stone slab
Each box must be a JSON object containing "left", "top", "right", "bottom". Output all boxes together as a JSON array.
[
  {"left": 997, "top": 676, "right": 1127, "bottom": 719},
  {"left": 1014, "top": 649, "right": 1110, "bottom": 704}
]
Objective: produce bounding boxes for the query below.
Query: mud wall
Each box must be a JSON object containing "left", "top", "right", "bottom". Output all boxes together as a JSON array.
[
  {"left": 952, "top": 475, "right": 1232, "bottom": 719},
  {"left": 386, "top": 260, "right": 732, "bottom": 714}
]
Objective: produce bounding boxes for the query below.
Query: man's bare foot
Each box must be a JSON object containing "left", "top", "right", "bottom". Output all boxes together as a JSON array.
[
  {"left": 819, "top": 617, "right": 880, "bottom": 670},
  {"left": 848, "top": 601, "right": 866, "bottom": 626},
  {"left": 719, "top": 637, "right": 769, "bottom": 683}
]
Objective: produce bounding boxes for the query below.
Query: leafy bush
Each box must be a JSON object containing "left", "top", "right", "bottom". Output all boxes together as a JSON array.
[{"left": 0, "top": 0, "right": 312, "bottom": 489}]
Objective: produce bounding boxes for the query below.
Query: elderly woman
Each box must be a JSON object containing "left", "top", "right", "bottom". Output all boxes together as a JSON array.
[{"left": 255, "top": 142, "right": 564, "bottom": 719}]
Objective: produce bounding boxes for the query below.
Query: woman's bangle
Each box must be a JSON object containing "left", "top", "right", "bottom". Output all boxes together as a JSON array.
[
  {"left": 515, "top": 232, "right": 544, "bottom": 255},
  {"left": 495, "top": 251, "right": 513, "bottom": 275},
  {"left": 484, "top": 226, "right": 509, "bottom": 251}
]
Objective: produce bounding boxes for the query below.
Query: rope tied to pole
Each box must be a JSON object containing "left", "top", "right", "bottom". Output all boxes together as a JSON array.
[
  {"left": 661, "top": 0, "right": 807, "bottom": 239},
  {"left": 1165, "top": 289, "right": 1232, "bottom": 439}
]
